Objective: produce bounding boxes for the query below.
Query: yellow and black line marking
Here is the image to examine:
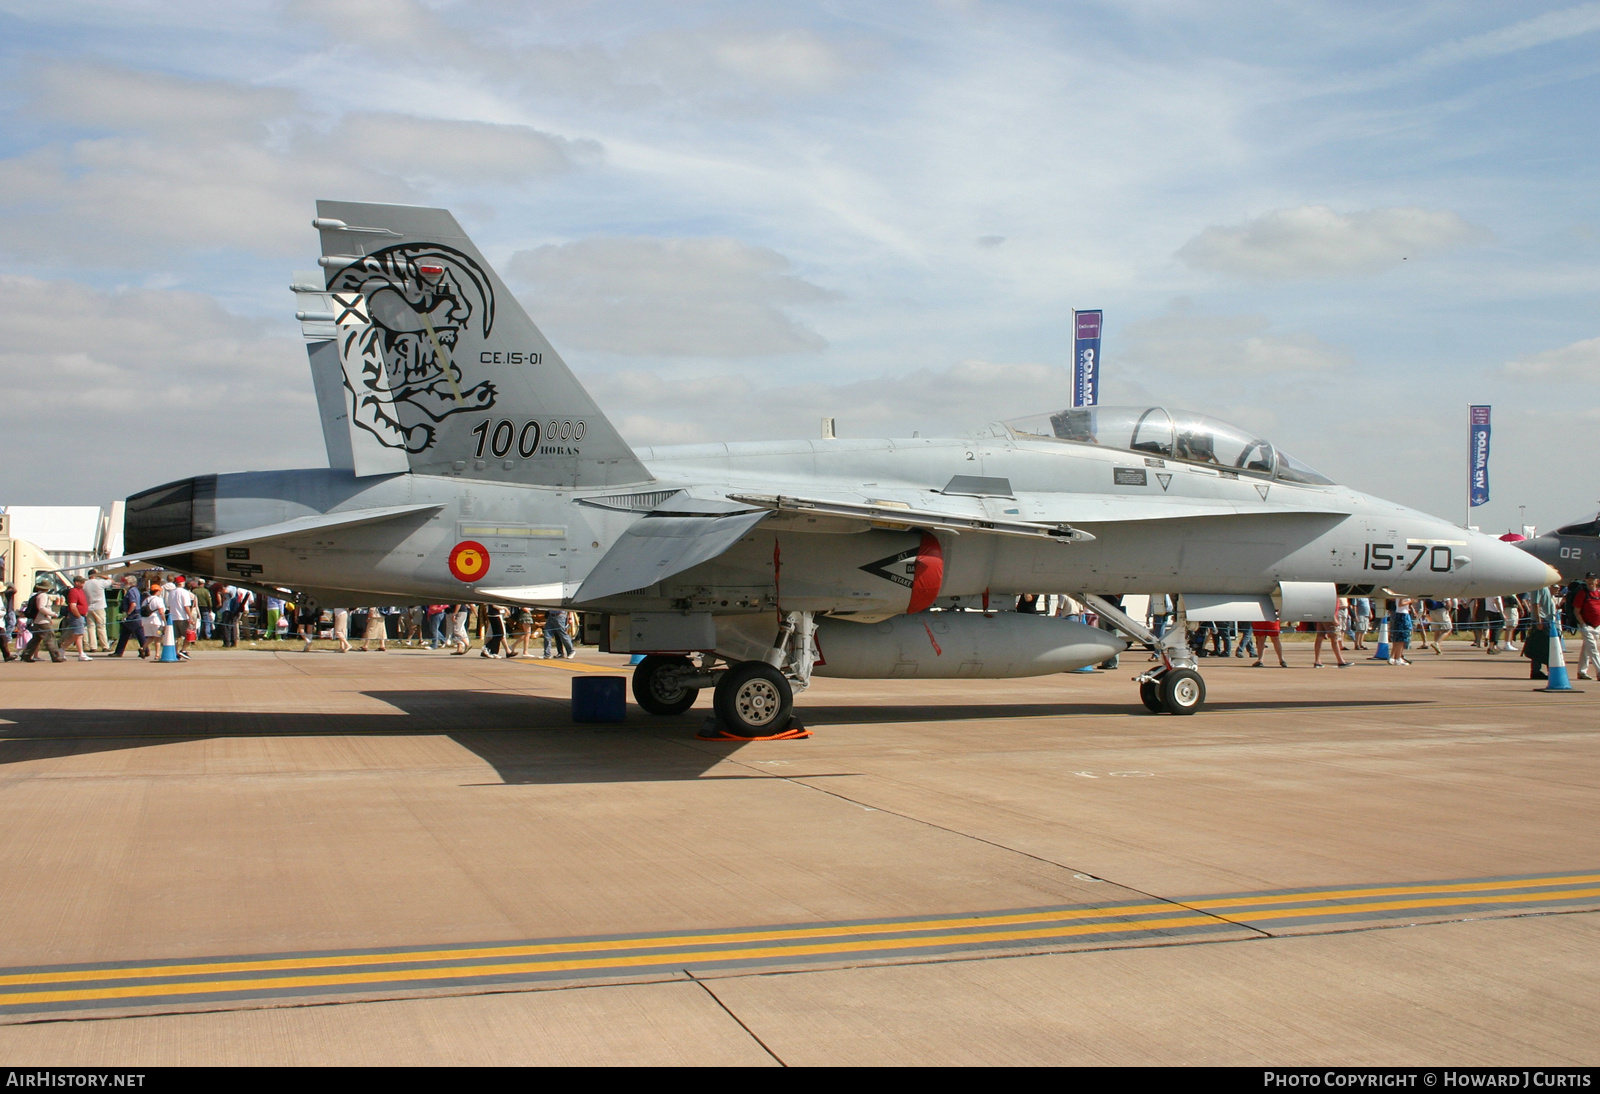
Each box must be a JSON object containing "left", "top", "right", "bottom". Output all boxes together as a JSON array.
[{"left": 1, "top": 870, "right": 1593, "bottom": 1017}]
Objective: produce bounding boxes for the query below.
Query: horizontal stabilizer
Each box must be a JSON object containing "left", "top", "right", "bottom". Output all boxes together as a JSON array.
[
  {"left": 575, "top": 499, "right": 771, "bottom": 603},
  {"left": 70, "top": 503, "right": 443, "bottom": 570}
]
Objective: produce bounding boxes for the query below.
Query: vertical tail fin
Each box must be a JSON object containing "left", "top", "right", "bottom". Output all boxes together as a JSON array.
[{"left": 297, "top": 200, "right": 652, "bottom": 488}]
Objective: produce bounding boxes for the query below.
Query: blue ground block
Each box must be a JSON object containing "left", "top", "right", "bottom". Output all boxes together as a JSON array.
[{"left": 572, "top": 675, "right": 627, "bottom": 722}]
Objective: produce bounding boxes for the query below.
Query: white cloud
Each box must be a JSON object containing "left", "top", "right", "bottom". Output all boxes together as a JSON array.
[
  {"left": 1410, "top": 4, "right": 1600, "bottom": 72},
  {"left": 0, "top": 275, "right": 323, "bottom": 503},
  {"left": 508, "top": 237, "right": 836, "bottom": 357},
  {"left": 326, "top": 113, "right": 598, "bottom": 184},
  {"left": 0, "top": 63, "right": 596, "bottom": 262},
  {"left": 622, "top": 26, "right": 864, "bottom": 98},
  {"left": 283, "top": 0, "right": 446, "bottom": 50},
  {"left": 0, "top": 137, "right": 393, "bottom": 260},
  {"left": 1177, "top": 205, "right": 1487, "bottom": 279},
  {"left": 1119, "top": 302, "right": 1351, "bottom": 376},
  {"left": 1505, "top": 336, "right": 1600, "bottom": 382},
  {"left": 593, "top": 358, "right": 1074, "bottom": 447},
  {"left": 285, "top": 0, "right": 865, "bottom": 104},
  {"left": 29, "top": 61, "right": 297, "bottom": 139}
]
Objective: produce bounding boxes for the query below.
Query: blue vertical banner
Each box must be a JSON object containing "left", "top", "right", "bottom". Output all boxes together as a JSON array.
[
  {"left": 1073, "top": 309, "right": 1103, "bottom": 407},
  {"left": 1469, "top": 405, "right": 1491, "bottom": 508}
]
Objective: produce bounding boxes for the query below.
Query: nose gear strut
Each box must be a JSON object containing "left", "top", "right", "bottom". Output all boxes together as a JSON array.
[{"left": 1082, "top": 594, "right": 1206, "bottom": 715}]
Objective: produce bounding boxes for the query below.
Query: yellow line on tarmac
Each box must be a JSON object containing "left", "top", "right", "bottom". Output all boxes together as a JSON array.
[
  {"left": 1207, "top": 886, "right": 1600, "bottom": 924},
  {"left": 1188, "top": 872, "right": 1600, "bottom": 912},
  {"left": 0, "top": 914, "right": 1225, "bottom": 1009},
  {"left": 4, "top": 873, "right": 1596, "bottom": 1010},
  {"left": 507, "top": 658, "right": 628, "bottom": 675},
  {"left": 0, "top": 901, "right": 1195, "bottom": 989}
]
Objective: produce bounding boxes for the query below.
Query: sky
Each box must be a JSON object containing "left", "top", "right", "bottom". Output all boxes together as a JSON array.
[{"left": 1, "top": 0, "right": 1597, "bottom": 535}]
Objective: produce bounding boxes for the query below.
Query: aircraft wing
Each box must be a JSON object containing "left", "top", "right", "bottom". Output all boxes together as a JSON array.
[
  {"left": 70, "top": 503, "right": 444, "bottom": 570},
  {"left": 726, "top": 493, "right": 1095, "bottom": 542},
  {"left": 725, "top": 490, "right": 1349, "bottom": 537}
]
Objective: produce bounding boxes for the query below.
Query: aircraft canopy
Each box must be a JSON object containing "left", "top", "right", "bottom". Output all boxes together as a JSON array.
[
  {"left": 1004, "top": 405, "right": 1336, "bottom": 486},
  {"left": 1555, "top": 513, "right": 1600, "bottom": 538}
]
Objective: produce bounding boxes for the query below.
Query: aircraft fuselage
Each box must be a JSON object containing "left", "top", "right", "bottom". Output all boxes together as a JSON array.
[{"left": 134, "top": 430, "right": 1553, "bottom": 611}]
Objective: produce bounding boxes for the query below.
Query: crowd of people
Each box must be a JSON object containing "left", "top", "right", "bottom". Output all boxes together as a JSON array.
[
  {"left": 5, "top": 572, "right": 1598, "bottom": 684},
  {"left": 1026, "top": 583, "right": 1600, "bottom": 681},
  {"left": 0, "top": 571, "right": 582, "bottom": 664}
]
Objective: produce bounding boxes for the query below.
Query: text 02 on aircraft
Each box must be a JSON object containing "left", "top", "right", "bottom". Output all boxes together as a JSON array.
[{"left": 94, "top": 202, "right": 1558, "bottom": 736}]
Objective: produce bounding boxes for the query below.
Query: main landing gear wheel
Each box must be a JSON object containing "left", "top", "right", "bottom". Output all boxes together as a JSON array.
[
  {"left": 631, "top": 655, "right": 699, "bottom": 715},
  {"left": 1159, "top": 668, "right": 1206, "bottom": 715},
  {"left": 1139, "top": 679, "right": 1164, "bottom": 714},
  {"left": 713, "top": 661, "right": 794, "bottom": 737}
]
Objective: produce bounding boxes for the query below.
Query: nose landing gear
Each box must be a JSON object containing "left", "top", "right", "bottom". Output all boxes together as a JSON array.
[{"left": 1084, "top": 594, "right": 1208, "bottom": 716}]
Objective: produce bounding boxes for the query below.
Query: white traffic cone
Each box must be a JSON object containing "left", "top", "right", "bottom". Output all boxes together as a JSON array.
[
  {"left": 1544, "top": 623, "right": 1572, "bottom": 691},
  {"left": 1372, "top": 617, "right": 1390, "bottom": 661}
]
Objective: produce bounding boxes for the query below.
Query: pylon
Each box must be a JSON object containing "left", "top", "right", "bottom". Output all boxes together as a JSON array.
[
  {"left": 1544, "top": 624, "right": 1573, "bottom": 691},
  {"left": 160, "top": 622, "right": 178, "bottom": 662},
  {"left": 1372, "top": 617, "right": 1391, "bottom": 661}
]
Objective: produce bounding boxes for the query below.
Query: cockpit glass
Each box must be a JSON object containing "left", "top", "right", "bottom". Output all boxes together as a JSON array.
[
  {"left": 1006, "top": 405, "right": 1335, "bottom": 485},
  {"left": 1556, "top": 514, "right": 1600, "bottom": 538}
]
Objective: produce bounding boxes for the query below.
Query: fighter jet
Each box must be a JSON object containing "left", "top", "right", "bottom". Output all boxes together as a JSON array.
[
  {"left": 1515, "top": 511, "right": 1599, "bottom": 584},
  {"left": 91, "top": 201, "right": 1558, "bottom": 737}
]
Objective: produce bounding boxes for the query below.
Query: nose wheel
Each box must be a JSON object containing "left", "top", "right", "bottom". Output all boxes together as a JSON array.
[
  {"left": 1140, "top": 667, "right": 1205, "bottom": 715},
  {"left": 1139, "top": 678, "right": 1164, "bottom": 713}
]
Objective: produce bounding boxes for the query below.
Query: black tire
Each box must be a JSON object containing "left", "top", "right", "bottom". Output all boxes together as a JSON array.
[
  {"left": 1160, "top": 668, "right": 1206, "bottom": 715},
  {"left": 632, "top": 655, "right": 699, "bottom": 715},
  {"left": 1139, "top": 679, "right": 1164, "bottom": 713},
  {"left": 713, "top": 661, "right": 794, "bottom": 736}
]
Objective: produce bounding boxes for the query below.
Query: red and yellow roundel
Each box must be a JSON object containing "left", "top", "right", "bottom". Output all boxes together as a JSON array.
[{"left": 447, "top": 540, "right": 490, "bottom": 582}]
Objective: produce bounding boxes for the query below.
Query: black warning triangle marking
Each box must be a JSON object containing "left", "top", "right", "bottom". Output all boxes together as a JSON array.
[
  {"left": 1255, "top": 484, "right": 1270, "bottom": 500},
  {"left": 1156, "top": 473, "right": 1172, "bottom": 491},
  {"left": 859, "top": 546, "right": 918, "bottom": 588}
]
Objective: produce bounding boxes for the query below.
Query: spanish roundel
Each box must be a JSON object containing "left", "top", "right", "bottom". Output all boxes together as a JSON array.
[{"left": 447, "top": 540, "right": 490, "bottom": 582}]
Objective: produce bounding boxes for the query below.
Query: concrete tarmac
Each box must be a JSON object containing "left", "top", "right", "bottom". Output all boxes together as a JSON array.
[{"left": 0, "top": 639, "right": 1595, "bottom": 1065}]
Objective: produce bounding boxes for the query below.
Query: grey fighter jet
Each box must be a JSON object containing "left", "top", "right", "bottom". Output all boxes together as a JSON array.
[
  {"left": 1516, "top": 512, "right": 1599, "bottom": 583},
  {"left": 92, "top": 201, "right": 1558, "bottom": 736}
]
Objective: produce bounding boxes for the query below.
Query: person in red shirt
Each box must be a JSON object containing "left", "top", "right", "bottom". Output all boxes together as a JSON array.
[
  {"left": 1575, "top": 574, "right": 1600, "bottom": 681},
  {"left": 64, "top": 575, "right": 91, "bottom": 661}
]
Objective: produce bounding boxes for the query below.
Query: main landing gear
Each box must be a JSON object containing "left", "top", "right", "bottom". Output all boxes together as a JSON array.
[
  {"left": 713, "top": 662, "right": 794, "bottom": 736},
  {"left": 628, "top": 612, "right": 816, "bottom": 739},
  {"left": 631, "top": 655, "right": 700, "bottom": 716},
  {"left": 1085, "top": 594, "right": 1207, "bottom": 716}
]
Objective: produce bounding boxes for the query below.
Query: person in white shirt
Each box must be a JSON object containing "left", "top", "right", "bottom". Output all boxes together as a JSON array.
[
  {"left": 163, "top": 579, "right": 196, "bottom": 660},
  {"left": 1500, "top": 595, "right": 1521, "bottom": 653},
  {"left": 83, "top": 570, "right": 113, "bottom": 652}
]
